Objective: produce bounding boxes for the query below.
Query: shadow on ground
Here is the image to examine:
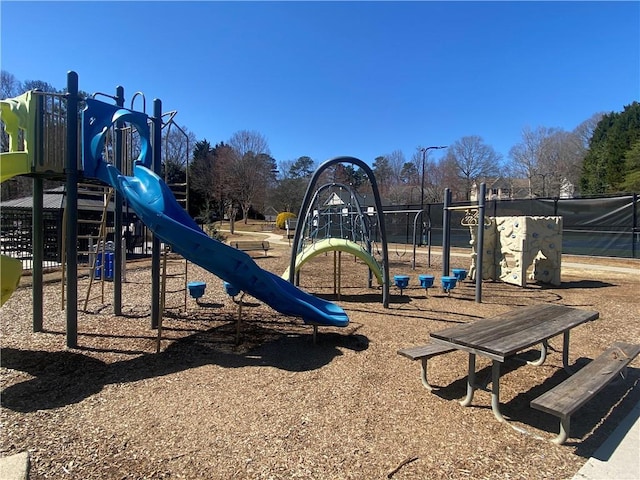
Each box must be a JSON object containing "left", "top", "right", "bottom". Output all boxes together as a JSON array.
[
  {"left": 0, "top": 326, "right": 369, "bottom": 413},
  {"left": 429, "top": 352, "right": 640, "bottom": 459},
  {"left": 552, "top": 280, "right": 616, "bottom": 289},
  {"left": 498, "top": 361, "right": 639, "bottom": 458}
]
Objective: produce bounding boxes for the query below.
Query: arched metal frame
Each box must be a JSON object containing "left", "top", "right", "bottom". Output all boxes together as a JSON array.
[
  {"left": 288, "top": 156, "right": 390, "bottom": 307},
  {"left": 299, "top": 181, "right": 370, "bottom": 246}
]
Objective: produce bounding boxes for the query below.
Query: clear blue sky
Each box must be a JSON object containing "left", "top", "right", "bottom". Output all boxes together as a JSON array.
[{"left": 2, "top": 1, "right": 639, "bottom": 168}]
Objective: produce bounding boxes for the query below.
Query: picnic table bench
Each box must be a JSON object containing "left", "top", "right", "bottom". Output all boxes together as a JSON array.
[
  {"left": 531, "top": 341, "right": 640, "bottom": 444},
  {"left": 397, "top": 343, "right": 456, "bottom": 391},
  {"left": 230, "top": 240, "right": 270, "bottom": 256},
  {"left": 429, "top": 304, "right": 599, "bottom": 422}
]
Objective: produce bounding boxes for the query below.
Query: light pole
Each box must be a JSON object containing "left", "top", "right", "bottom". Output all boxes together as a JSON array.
[
  {"left": 536, "top": 172, "right": 547, "bottom": 197},
  {"left": 420, "top": 145, "right": 448, "bottom": 212}
]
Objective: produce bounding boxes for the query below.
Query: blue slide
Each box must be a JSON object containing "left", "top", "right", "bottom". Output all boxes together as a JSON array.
[{"left": 82, "top": 100, "right": 348, "bottom": 327}]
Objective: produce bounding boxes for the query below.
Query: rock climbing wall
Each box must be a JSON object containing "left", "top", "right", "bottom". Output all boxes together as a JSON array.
[
  {"left": 469, "top": 220, "right": 497, "bottom": 281},
  {"left": 496, "top": 216, "right": 562, "bottom": 286},
  {"left": 469, "top": 216, "right": 562, "bottom": 287}
]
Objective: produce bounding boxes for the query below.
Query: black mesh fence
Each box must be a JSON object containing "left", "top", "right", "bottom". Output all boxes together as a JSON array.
[
  {"left": 0, "top": 208, "right": 152, "bottom": 271},
  {"left": 1, "top": 194, "right": 638, "bottom": 269},
  {"left": 381, "top": 194, "right": 639, "bottom": 259},
  {"left": 0, "top": 209, "right": 62, "bottom": 270}
]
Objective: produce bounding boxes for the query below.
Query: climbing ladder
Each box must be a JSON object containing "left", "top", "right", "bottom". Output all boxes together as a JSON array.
[
  {"left": 161, "top": 174, "right": 189, "bottom": 312},
  {"left": 168, "top": 180, "right": 188, "bottom": 211},
  {"left": 160, "top": 244, "right": 188, "bottom": 314},
  {"left": 61, "top": 183, "right": 113, "bottom": 311},
  {"left": 156, "top": 177, "right": 190, "bottom": 352}
]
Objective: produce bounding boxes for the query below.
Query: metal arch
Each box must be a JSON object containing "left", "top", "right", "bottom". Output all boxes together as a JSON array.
[
  {"left": 288, "top": 156, "right": 390, "bottom": 308},
  {"left": 296, "top": 181, "right": 371, "bottom": 252},
  {"left": 130, "top": 92, "right": 146, "bottom": 113}
]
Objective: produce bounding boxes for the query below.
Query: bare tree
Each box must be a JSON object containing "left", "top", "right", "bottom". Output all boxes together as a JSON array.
[
  {"left": 163, "top": 122, "right": 196, "bottom": 170},
  {"left": 404, "top": 147, "right": 458, "bottom": 204},
  {"left": 445, "top": 136, "right": 502, "bottom": 200},
  {"left": 510, "top": 125, "right": 588, "bottom": 197},
  {"left": 408, "top": 149, "right": 438, "bottom": 204},
  {"left": 538, "top": 130, "right": 586, "bottom": 197},
  {"left": 226, "top": 130, "right": 274, "bottom": 224},
  {"left": 574, "top": 112, "right": 605, "bottom": 150},
  {"left": 386, "top": 149, "right": 406, "bottom": 186},
  {"left": 228, "top": 129, "right": 270, "bottom": 157},
  {"left": 509, "top": 126, "right": 555, "bottom": 197},
  {"left": 230, "top": 152, "right": 276, "bottom": 223},
  {"left": 162, "top": 122, "right": 196, "bottom": 188},
  {"left": 189, "top": 140, "right": 235, "bottom": 223},
  {"left": 1, "top": 70, "right": 21, "bottom": 99},
  {"left": 1, "top": 71, "right": 22, "bottom": 154}
]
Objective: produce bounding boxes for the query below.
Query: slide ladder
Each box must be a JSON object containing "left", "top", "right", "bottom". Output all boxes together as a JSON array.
[
  {"left": 61, "top": 183, "right": 114, "bottom": 310},
  {"left": 160, "top": 176, "right": 188, "bottom": 315},
  {"left": 160, "top": 244, "right": 188, "bottom": 315}
]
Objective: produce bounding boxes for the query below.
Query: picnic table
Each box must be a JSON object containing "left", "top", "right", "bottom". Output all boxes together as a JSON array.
[{"left": 430, "top": 304, "right": 599, "bottom": 422}]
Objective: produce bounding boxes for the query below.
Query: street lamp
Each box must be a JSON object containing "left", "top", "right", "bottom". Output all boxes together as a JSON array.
[
  {"left": 536, "top": 172, "right": 547, "bottom": 197},
  {"left": 420, "top": 145, "right": 448, "bottom": 212}
]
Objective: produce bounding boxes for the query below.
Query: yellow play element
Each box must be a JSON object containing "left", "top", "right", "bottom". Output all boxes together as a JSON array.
[
  {"left": 1, "top": 91, "right": 36, "bottom": 181},
  {"left": 282, "top": 238, "right": 383, "bottom": 285},
  {"left": 0, "top": 91, "right": 38, "bottom": 304},
  {"left": 0, "top": 256, "right": 22, "bottom": 306},
  {"left": 1, "top": 90, "right": 37, "bottom": 158},
  {"left": 0, "top": 151, "right": 32, "bottom": 182}
]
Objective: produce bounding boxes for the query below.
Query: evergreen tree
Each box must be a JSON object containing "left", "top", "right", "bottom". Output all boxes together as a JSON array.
[{"left": 581, "top": 102, "right": 640, "bottom": 194}]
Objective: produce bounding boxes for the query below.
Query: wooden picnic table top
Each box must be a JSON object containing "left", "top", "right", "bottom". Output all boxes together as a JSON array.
[{"left": 430, "top": 304, "right": 599, "bottom": 362}]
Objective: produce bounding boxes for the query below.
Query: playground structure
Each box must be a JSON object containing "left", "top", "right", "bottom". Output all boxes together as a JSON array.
[
  {"left": 418, "top": 274, "right": 435, "bottom": 294},
  {"left": 392, "top": 275, "right": 411, "bottom": 296},
  {"left": 469, "top": 215, "right": 563, "bottom": 287},
  {"left": 391, "top": 267, "right": 467, "bottom": 298},
  {"left": 285, "top": 178, "right": 485, "bottom": 303},
  {"left": 0, "top": 255, "right": 22, "bottom": 306},
  {"left": 341, "top": 205, "right": 435, "bottom": 270},
  {"left": 376, "top": 184, "right": 563, "bottom": 302},
  {"left": 0, "top": 91, "right": 37, "bottom": 305},
  {"left": 440, "top": 184, "right": 562, "bottom": 300},
  {"left": 440, "top": 185, "right": 488, "bottom": 303},
  {"left": 286, "top": 158, "right": 390, "bottom": 307},
  {"left": 283, "top": 238, "right": 384, "bottom": 285},
  {"left": 1, "top": 71, "right": 349, "bottom": 348}
]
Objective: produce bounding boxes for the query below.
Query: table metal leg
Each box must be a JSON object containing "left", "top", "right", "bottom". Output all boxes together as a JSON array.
[
  {"left": 419, "top": 358, "right": 436, "bottom": 391},
  {"left": 491, "top": 360, "right": 506, "bottom": 422},
  {"left": 460, "top": 353, "right": 476, "bottom": 407},
  {"left": 527, "top": 339, "right": 549, "bottom": 366},
  {"left": 552, "top": 415, "right": 571, "bottom": 445},
  {"left": 562, "top": 330, "right": 573, "bottom": 373}
]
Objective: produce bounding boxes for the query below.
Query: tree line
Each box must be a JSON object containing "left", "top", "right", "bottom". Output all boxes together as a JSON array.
[{"left": 2, "top": 70, "right": 639, "bottom": 227}]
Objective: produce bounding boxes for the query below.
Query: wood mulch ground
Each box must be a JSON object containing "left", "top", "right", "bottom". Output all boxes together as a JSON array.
[{"left": 1, "top": 231, "right": 639, "bottom": 479}]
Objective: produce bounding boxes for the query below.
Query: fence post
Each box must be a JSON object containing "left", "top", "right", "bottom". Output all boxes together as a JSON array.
[{"left": 633, "top": 193, "right": 638, "bottom": 259}]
